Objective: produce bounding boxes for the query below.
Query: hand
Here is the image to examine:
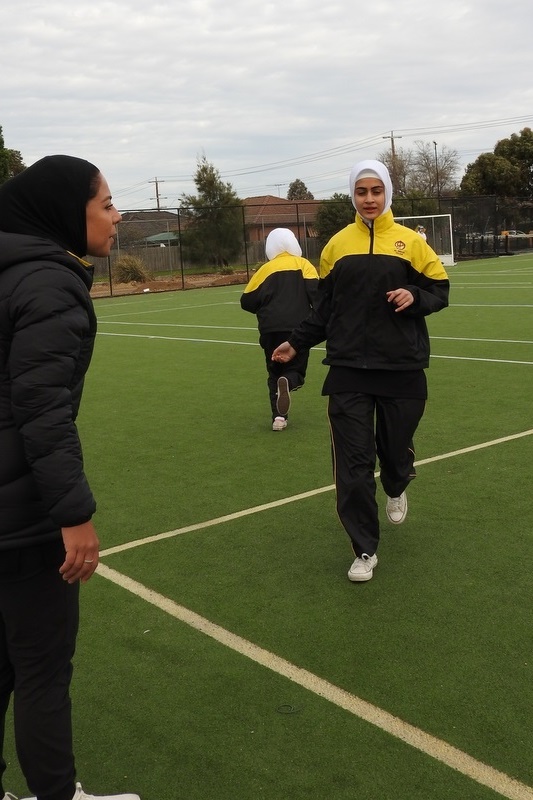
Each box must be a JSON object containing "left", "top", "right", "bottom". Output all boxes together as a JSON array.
[
  {"left": 60, "top": 520, "right": 100, "bottom": 584},
  {"left": 386, "top": 288, "right": 414, "bottom": 312},
  {"left": 272, "top": 342, "right": 297, "bottom": 363}
]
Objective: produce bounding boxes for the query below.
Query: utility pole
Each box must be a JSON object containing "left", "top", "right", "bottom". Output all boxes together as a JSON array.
[
  {"left": 382, "top": 130, "right": 402, "bottom": 194},
  {"left": 433, "top": 141, "right": 441, "bottom": 208},
  {"left": 149, "top": 177, "right": 167, "bottom": 211}
]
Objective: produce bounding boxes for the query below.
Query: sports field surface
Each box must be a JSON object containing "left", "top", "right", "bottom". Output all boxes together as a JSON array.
[{"left": 6, "top": 253, "right": 533, "bottom": 800}]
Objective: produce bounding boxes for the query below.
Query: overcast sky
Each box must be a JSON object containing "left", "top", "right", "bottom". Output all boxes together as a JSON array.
[{"left": 2, "top": 0, "right": 532, "bottom": 210}]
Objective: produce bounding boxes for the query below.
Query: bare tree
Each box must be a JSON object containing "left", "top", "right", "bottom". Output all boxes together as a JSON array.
[
  {"left": 412, "top": 141, "right": 459, "bottom": 196},
  {"left": 379, "top": 141, "right": 459, "bottom": 197},
  {"left": 377, "top": 146, "right": 413, "bottom": 196}
]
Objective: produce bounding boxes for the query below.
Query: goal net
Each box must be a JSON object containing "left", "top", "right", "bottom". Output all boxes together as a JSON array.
[{"left": 394, "top": 214, "right": 455, "bottom": 267}]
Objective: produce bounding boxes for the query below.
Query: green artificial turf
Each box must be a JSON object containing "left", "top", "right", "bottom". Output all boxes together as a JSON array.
[{"left": 4, "top": 256, "right": 533, "bottom": 799}]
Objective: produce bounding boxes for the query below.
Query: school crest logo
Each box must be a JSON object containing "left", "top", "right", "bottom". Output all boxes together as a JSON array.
[{"left": 395, "top": 239, "right": 406, "bottom": 253}]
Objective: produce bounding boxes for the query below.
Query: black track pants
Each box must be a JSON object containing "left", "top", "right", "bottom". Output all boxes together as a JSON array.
[
  {"left": 327, "top": 392, "right": 425, "bottom": 557},
  {"left": 0, "top": 542, "right": 78, "bottom": 800},
  {"left": 259, "top": 331, "right": 310, "bottom": 418}
]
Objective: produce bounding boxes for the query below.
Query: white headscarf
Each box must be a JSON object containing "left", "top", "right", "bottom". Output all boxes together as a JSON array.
[
  {"left": 348, "top": 159, "right": 393, "bottom": 216},
  {"left": 265, "top": 228, "right": 302, "bottom": 260}
]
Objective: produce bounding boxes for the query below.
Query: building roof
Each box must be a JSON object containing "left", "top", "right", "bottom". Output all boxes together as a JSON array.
[{"left": 242, "top": 195, "right": 319, "bottom": 226}]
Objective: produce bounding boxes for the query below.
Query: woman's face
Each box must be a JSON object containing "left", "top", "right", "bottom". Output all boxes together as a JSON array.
[
  {"left": 85, "top": 174, "right": 122, "bottom": 257},
  {"left": 353, "top": 178, "right": 386, "bottom": 221}
]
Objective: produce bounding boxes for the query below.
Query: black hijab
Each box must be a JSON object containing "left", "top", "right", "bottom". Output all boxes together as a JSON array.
[{"left": 0, "top": 155, "right": 100, "bottom": 257}]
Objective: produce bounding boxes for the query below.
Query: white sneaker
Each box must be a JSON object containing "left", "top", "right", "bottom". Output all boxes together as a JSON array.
[
  {"left": 21, "top": 783, "right": 140, "bottom": 800},
  {"left": 272, "top": 416, "right": 287, "bottom": 431},
  {"left": 348, "top": 553, "right": 378, "bottom": 582},
  {"left": 276, "top": 376, "right": 291, "bottom": 416},
  {"left": 3, "top": 793, "right": 18, "bottom": 800},
  {"left": 386, "top": 492, "right": 407, "bottom": 524}
]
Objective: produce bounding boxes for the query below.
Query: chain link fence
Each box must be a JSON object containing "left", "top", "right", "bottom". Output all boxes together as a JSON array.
[{"left": 89, "top": 196, "right": 533, "bottom": 299}]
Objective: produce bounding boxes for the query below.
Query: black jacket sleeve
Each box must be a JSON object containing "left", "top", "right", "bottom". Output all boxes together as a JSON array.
[
  {"left": 7, "top": 265, "right": 97, "bottom": 527},
  {"left": 288, "top": 275, "right": 331, "bottom": 352}
]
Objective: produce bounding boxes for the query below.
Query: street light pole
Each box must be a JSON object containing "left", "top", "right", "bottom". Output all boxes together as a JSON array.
[{"left": 433, "top": 141, "right": 441, "bottom": 208}]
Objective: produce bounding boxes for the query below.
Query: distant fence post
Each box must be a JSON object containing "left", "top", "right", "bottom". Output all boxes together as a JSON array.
[
  {"left": 241, "top": 205, "right": 250, "bottom": 280},
  {"left": 107, "top": 256, "right": 113, "bottom": 297},
  {"left": 177, "top": 209, "right": 185, "bottom": 289}
]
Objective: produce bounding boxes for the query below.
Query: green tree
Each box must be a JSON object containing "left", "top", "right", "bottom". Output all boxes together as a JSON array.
[
  {"left": 314, "top": 193, "right": 353, "bottom": 248},
  {"left": 459, "top": 128, "right": 533, "bottom": 198},
  {"left": 460, "top": 153, "right": 521, "bottom": 196},
  {"left": 494, "top": 127, "right": 533, "bottom": 197},
  {"left": 0, "top": 127, "right": 9, "bottom": 184},
  {"left": 7, "top": 149, "right": 26, "bottom": 178},
  {"left": 180, "top": 156, "right": 243, "bottom": 268},
  {"left": 287, "top": 179, "right": 314, "bottom": 200}
]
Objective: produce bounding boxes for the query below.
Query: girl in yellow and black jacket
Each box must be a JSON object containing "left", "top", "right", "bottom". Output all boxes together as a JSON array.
[
  {"left": 272, "top": 160, "right": 449, "bottom": 581},
  {"left": 241, "top": 228, "right": 318, "bottom": 431}
]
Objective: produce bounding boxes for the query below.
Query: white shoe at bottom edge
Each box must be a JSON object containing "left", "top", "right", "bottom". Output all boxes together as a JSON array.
[
  {"left": 348, "top": 552, "right": 378, "bottom": 582},
  {"left": 272, "top": 415, "right": 287, "bottom": 431},
  {"left": 18, "top": 782, "right": 140, "bottom": 800},
  {"left": 386, "top": 491, "right": 408, "bottom": 524}
]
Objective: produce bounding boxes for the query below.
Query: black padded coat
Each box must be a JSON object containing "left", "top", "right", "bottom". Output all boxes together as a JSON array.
[{"left": 0, "top": 232, "right": 97, "bottom": 548}]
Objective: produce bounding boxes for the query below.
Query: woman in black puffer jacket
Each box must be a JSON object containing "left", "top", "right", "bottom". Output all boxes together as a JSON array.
[{"left": 0, "top": 158, "right": 140, "bottom": 800}]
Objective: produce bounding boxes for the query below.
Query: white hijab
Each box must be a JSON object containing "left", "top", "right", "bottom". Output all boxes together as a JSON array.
[
  {"left": 348, "top": 159, "right": 393, "bottom": 217},
  {"left": 265, "top": 227, "right": 302, "bottom": 260}
]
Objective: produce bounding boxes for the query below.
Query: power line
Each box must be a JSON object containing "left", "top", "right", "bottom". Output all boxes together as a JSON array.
[
  {"left": 113, "top": 114, "right": 533, "bottom": 206},
  {"left": 153, "top": 115, "right": 533, "bottom": 184}
]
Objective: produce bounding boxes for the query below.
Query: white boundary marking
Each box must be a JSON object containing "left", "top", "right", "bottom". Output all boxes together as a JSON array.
[
  {"left": 95, "top": 332, "right": 533, "bottom": 366},
  {"left": 93, "top": 278, "right": 533, "bottom": 793},
  {"left": 97, "top": 563, "right": 533, "bottom": 800},
  {"left": 100, "top": 428, "right": 533, "bottom": 558},
  {"left": 99, "top": 322, "right": 533, "bottom": 345},
  {"left": 92, "top": 320, "right": 533, "bottom": 798}
]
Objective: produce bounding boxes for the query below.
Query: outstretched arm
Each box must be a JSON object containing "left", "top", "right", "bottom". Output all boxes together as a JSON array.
[{"left": 272, "top": 341, "right": 297, "bottom": 363}]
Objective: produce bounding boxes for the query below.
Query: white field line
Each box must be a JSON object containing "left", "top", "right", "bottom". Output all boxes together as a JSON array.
[
  {"left": 97, "top": 331, "right": 260, "bottom": 346},
  {"left": 453, "top": 286, "right": 532, "bottom": 290},
  {"left": 97, "top": 300, "right": 237, "bottom": 319},
  {"left": 100, "top": 321, "right": 258, "bottom": 331},
  {"left": 451, "top": 303, "right": 533, "bottom": 308},
  {"left": 96, "top": 331, "right": 533, "bottom": 365},
  {"left": 99, "top": 322, "right": 533, "bottom": 346},
  {"left": 100, "top": 428, "right": 533, "bottom": 558},
  {"left": 433, "top": 336, "right": 533, "bottom": 345},
  {"left": 434, "top": 355, "right": 533, "bottom": 365},
  {"left": 95, "top": 427, "right": 533, "bottom": 799},
  {"left": 453, "top": 267, "right": 533, "bottom": 276},
  {"left": 97, "top": 562, "right": 533, "bottom": 800}
]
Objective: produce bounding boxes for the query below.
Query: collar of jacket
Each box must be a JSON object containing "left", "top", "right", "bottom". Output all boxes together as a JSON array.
[
  {"left": 66, "top": 251, "right": 94, "bottom": 287},
  {"left": 67, "top": 251, "right": 92, "bottom": 268},
  {"left": 355, "top": 208, "right": 395, "bottom": 234}
]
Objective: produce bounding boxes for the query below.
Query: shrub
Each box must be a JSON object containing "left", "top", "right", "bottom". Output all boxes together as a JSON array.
[{"left": 112, "top": 255, "right": 150, "bottom": 283}]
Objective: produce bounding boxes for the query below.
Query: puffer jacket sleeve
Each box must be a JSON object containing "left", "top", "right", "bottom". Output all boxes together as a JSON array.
[{"left": 7, "top": 265, "right": 97, "bottom": 527}]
